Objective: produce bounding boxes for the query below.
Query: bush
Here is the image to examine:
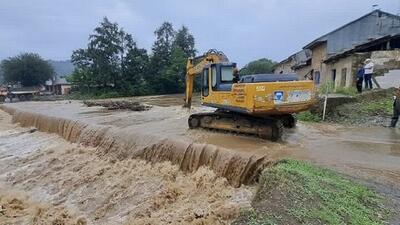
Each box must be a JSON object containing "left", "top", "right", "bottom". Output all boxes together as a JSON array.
[{"left": 297, "top": 111, "right": 321, "bottom": 122}]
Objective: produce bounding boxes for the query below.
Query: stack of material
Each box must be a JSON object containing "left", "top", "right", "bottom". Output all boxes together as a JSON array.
[{"left": 83, "top": 100, "right": 152, "bottom": 111}]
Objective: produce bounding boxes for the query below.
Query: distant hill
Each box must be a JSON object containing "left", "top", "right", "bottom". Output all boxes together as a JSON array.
[{"left": 48, "top": 60, "right": 75, "bottom": 78}]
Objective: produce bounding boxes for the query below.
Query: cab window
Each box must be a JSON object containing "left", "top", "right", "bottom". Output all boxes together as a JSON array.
[
  {"left": 221, "top": 66, "right": 234, "bottom": 82},
  {"left": 211, "top": 66, "right": 217, "bottom": 88},
  {"left": 202, "top": 68, "right": 209, "bottom": 97}
]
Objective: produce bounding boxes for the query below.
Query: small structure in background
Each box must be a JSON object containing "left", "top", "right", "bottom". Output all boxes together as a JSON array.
[
  {"left": 45, "top": 77, "right": 71, "bottom": 95},
  {"left": 275, "top": 10, "right": 400, "bottom": 89},
  {"left": 0, "top": 85, "right": 41, "bottom": 102}
]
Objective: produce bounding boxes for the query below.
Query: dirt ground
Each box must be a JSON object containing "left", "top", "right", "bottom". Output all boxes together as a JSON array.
[{"left": 1, "top": 94, "right": 400, "bottom": 224}]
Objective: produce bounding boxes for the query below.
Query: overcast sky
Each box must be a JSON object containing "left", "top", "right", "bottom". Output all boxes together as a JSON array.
[{"left": 1, "top": 0, "right": 399, "bottom": 66}]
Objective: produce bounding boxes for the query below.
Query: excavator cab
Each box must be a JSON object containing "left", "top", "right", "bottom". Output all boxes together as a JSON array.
[{"left": 201, "top": 62, "right": 237, "bottom": 97}]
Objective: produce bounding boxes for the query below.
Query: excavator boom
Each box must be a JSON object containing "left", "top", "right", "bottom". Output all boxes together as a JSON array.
[{"left": 184, "top": 49, "right": 228, "bottom": 108}]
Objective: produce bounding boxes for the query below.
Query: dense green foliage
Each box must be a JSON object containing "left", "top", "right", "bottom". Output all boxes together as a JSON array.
[
  {"left": 70, "top": 17, "right": 148, "bottom": 95},
  {"left": 0, "top": 53, "right": 55, "bottom": 86},
  {"left": 240, "top": 58, "right": 277, "bottom": 75},
  {"left": 234, "top": 160, "right": 390, "bottom": 225},
  {"left": 70, "top": 18, "right": 196, "bottom": 96}
]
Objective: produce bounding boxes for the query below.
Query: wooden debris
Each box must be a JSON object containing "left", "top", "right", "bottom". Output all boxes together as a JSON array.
[{"left": 83, "top": 100, "right": 152, "bottom": 111}]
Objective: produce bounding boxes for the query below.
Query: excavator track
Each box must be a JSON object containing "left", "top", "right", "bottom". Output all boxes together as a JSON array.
[{"left": 188, "top": 111, "right": 284, "bottom": 141}]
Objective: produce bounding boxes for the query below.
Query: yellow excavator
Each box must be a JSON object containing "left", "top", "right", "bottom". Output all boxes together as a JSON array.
[{"left": 184, "top": 49, "right": 316, "bottom": 141}]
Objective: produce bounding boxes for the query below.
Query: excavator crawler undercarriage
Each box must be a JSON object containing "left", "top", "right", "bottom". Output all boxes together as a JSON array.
[{"left": 188, "top": 110, "right": 296, "bottom": 141}]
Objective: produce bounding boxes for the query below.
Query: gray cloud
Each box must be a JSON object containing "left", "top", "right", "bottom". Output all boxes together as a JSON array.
[{"left": 0, "top": 0, "right": 399, "bottom": 66}]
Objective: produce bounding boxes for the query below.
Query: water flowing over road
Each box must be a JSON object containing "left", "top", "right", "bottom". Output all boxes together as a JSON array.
[{"left": 1, "top": 94, "right": 400, "bottom": 224}]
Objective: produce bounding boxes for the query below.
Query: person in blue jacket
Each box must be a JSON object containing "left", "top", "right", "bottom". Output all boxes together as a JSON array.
[{"left": 356, "top": 65, "right": 364, "bottom": 93}]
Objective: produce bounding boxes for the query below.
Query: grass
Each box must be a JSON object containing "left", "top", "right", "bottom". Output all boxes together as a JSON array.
[
  {"left": 234, "top": 160, "right": 390, "bottom": 225},
  {"left": 318, "top": 82, "right": 358, "bottom": 96},
  {"left": 334, "top": 86, "right": 358, "bottom": 96},
  {"left": 297, "top": 111, "right": 322, "bottom": 122},
  {"left": 360, "top": 98, "right": 393, "bottom": 115}
]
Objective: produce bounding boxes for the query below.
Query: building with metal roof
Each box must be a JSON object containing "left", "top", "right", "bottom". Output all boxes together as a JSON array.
[{"left": 275, "top": 10, "right": 400, "bottom": 88}]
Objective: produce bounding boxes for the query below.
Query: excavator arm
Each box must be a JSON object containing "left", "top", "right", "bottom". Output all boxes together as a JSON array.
[{"left": 184, "top": 49, "right": 229, "bottom": 108}]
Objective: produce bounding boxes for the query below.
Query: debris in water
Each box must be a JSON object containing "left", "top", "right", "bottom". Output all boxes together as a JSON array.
[{"left": 83, "top": 100, "right": 152, "bottom": 111}]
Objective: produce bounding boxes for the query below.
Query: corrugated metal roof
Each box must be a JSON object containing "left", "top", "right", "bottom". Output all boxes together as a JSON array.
[
  {"left": 276, "top": 49, "right": 311, "bottom": 68},
  {"left": 304, "top": 10, "right": 400, "bottom": 54}
]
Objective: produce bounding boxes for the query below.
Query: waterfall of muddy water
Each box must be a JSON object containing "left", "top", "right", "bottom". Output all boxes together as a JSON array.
[
  {"left": 0, "top": 105, "right": 269, "bottom": 187},
  {"left": 2, "top": 98, "right": 400, "bottom": 189},
  {"left": 0, "top": 110, "right": 254, "bottom": 224}
]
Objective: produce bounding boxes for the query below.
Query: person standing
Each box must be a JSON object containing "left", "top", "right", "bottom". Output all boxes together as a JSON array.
[
  {"left": 356, "top": 65, "right": 364, "bottom": 93},
  {"left": 232, "top": 68, "right": 240, "bottom": 83},
  {"left": 363, "top": 59, "right": 374, "bottom": 90},
  {"left": 390, "top": 86, "right": 400, "bottom": 127}
]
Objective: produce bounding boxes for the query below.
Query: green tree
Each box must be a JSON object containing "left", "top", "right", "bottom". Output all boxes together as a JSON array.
[
  {"left": 173, "top": 26, "right": 196, "bottom": 58},
  {"left": 0, "top": 53, "right": 54, "bottom": 86},
  {"left": 71, "top": 17, "right": 138, "bottom": 90},
  {"left": 161, "top": 47, "right": 187, "bottom": 93},
  {"left": 122, "top": 46, "right": 149, "bottom": 95},
  {"left": 240, "top": 58, "right": 277, "bottom": 75},
  {"left": 148, "top": 24, "right": 197, "bottom": 94},
  {"left": 163, "top": 26, "right": 197, "bottom": 93},
  {"left": 147, "top": 22, "right": 176, "bottom": 93}
]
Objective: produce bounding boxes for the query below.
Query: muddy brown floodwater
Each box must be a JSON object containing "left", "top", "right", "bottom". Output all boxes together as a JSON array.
[
  {"left": 1, "top": 93, "right": 400, "bottom": 224},
  {"left": 0, "top": 110, "right": 254, "bottom": 224}
]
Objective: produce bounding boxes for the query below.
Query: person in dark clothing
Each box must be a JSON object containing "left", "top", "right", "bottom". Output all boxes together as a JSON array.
[
  {"left": 232, "top": 68, "right": 240, "bottom": 83},
  {"left": 356, "top": 66, "right": 364, "bottom": 93},
  {"left": 390, "top": 87, "right": 400, "bottom": 127}
]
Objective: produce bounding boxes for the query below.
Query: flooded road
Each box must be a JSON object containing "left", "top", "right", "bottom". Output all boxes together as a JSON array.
[{"left": 4, "top": 95, "right": 400, "bottom": 187}]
